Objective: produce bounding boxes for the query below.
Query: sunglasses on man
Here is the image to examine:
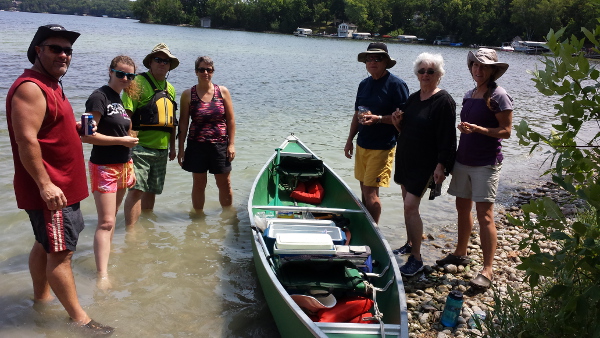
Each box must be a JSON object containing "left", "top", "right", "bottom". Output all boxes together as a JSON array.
[
  {"left": 365, "top": 56, "right": 384, "bottom": 63},
  {"left": 418, "top": 68, "right": 436, "bottom": 75},
  {"left": 153, "top": 57, "right": 171, "bottom": 65},
  {"left": 41, "top": 44, "right": 73, "bottom": 56},
  {"left": 111, "top": 69, "right": 137, "bottom": 81}
]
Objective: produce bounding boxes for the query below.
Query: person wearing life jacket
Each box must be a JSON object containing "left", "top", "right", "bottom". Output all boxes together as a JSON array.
[{"left": 122, "top": 43, "right": 179, "bottom": 226}]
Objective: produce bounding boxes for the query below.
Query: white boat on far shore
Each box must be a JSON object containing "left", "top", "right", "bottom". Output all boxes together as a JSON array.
[
  {"left": 293, "top": 28, "right": 312, "bottom": 37},
  {"left": 498, "top": 42, "right": 514, "bottom": 52},
  {"left": 511, "top": 40, "right": 548, "bottom": 53}
]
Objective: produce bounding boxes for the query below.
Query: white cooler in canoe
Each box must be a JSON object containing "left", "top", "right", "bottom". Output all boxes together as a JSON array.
[{"left": 274, "top": 233, "right": 336, "bottom": 256}]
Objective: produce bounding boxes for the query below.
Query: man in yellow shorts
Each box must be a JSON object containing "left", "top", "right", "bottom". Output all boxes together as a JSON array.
[{"left": 344, "top": 42, "right": 409, "bottom": 224}]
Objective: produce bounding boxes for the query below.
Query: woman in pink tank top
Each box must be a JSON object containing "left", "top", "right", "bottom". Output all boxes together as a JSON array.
[{"left": 177, "top": 56, "right": 236, "bottom": 212}]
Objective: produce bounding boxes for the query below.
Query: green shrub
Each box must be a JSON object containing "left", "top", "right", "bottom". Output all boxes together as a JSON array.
[{"left": 493, "top": 19, "right": 600, "bottom": 338}]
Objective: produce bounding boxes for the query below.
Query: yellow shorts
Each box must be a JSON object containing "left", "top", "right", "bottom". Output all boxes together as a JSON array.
[{"left": 354, "top": 145, "right": 395, "bottom": 187}]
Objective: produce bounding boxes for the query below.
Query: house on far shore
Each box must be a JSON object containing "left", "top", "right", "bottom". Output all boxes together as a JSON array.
[
  {"left": 200, "top": 17, "right": 211, "bottom": 28},
  {"left": 338, "top": 22, "right": 357, "bottom": 38}
]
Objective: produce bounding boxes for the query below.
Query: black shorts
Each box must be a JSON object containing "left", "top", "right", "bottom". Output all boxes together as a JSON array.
[
  {"left": 182, "top": 140, "right": 232, "bottom": 174},
  {"left": 26, "top": 203, "right": 85, "bottom": 253}
]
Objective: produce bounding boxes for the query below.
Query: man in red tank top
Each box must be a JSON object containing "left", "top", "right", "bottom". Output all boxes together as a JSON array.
[{"left": 6, "top": 25, "right": 113, "bottom": 335}]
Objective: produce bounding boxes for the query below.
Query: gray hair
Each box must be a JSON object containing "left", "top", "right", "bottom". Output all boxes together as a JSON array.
[
  {"left": 194, "top": 56, "right": 214, "bottom": 70},
  {"left": 413, "top": 52, "right": 446, "bottom": 78}
]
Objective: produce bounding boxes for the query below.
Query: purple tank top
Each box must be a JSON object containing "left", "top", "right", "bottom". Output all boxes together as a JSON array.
[
  {"left": 188, "top": 84, "right": 228, "bottom": 143},
  {"left": 456, "top": 98, "right": 503, "bottom": 166}
]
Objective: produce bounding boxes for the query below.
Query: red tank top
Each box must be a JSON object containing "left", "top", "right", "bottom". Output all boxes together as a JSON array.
[{"left": 6, "top": 69, "right": 88, "bottom": 210}]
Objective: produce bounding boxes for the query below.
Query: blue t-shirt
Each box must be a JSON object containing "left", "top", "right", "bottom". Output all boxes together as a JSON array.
[{"left": 354, "top": 72, "right": 409, "bottom": 150}]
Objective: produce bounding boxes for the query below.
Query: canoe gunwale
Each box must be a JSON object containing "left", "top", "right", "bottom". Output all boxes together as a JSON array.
[
  {"left": 248, "top": 135, "right": 409, "bottom": 337},
  {"left": 251, "top": 227, "right": 327, "bottom": 337}
]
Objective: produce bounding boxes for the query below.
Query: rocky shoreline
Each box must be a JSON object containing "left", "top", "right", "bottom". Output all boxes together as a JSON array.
[{"left": 401, "top": 181, "right": 580, "bottom": 337}]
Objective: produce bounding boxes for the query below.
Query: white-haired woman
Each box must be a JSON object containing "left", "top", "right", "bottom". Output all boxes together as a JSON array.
[
  {"left": 435, "top": 48, "right": 513, "bottom": 289},
  {"left": 391, "top": 52, "right": 457, "bottom": 276}
]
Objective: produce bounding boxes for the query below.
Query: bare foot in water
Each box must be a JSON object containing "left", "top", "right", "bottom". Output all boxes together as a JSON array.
[
  {"left": 32, "top": 296, "right": 56, "bottom": 313},
  {"left": 96, "top": 273, "right": 112, "bottom": 290}
]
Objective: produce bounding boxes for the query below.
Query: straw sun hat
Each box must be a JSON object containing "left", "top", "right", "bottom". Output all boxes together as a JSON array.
[{"left": 143, "top": 43, "right": 180, "bottom": 71}]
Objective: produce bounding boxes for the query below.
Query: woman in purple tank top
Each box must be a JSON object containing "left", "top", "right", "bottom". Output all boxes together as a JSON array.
[
  {"left": 177, "top": 56, "right": 236, "bottom": 212},
  {"left": 436, "top": 49, "right": 513, "bottom": 290}
]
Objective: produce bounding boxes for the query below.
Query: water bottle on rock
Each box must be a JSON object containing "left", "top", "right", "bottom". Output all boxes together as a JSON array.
[{"left": 440, "top": 290, "right": 463, "bottom": 327}]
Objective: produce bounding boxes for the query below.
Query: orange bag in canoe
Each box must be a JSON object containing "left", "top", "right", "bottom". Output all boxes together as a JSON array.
[
  {"left": 290, "top": 179, "right": 324, "bottom": 204},
  {"left": 348, "top": 312, "right": 378, "bottom": 324},
  {"left": 317, "top": 296, "right": 373, "bottom": 323}
]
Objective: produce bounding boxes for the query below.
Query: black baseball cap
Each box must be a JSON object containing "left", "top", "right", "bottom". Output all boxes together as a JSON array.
[{"left": 27, "top": 24, "right": 80, "bottom": 64}]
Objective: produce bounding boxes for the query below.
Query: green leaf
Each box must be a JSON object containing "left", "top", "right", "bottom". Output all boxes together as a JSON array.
[
  {"left": 572, "top": 221, "right": 588, "bottom": 236},
  {"left": 549, "top": 231, "right": 571, "bottom": 240},
  {"left": 528, "top": 261, "right": 554, "bottom": 276},
  {"left": 543, "top": 197, "right": 565, "bottom": 220},
  {"left": 546, "top": 284, "right": 569, "bottom": 298},
  {"left": 582, "top": 27, "right": 600, "bottom": 46}
]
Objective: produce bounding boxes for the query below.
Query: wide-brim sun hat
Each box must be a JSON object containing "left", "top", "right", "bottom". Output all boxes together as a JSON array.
[
  {"left": 357, "top": 42, "right": 396, "bottom": 69},
  {"left": 143, "top": 43, "right": 179, "bottom": 71},
  {"left": 27, "top": 24, "right": 80, "bottom": 64},
  {"left": 467, "top": 48, "right": 509, "bottom": 81},
  {"left": 291, "top": 290, "right": 336, "bottom": 313}
]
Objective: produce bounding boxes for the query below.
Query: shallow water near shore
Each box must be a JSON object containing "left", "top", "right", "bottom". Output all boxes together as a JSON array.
[{"left": 0, "top": 11, "right": 563, "bottom": 337}]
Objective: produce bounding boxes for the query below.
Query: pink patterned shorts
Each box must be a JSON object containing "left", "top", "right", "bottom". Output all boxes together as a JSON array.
[{"left": 89, "top": 159, "right": 135, "bottom": 193}]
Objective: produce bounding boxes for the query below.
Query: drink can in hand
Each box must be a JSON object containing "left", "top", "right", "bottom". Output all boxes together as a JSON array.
[{"left": 82, "top": 113, "right": 93, "bottom": 136}]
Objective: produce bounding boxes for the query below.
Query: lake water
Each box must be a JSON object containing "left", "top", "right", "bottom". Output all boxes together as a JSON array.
[{"left": 0, "top": 11, "right": 557, "bottom": 337}]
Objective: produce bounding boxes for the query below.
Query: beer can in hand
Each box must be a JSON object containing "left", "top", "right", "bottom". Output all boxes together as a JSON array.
[{"left": 82, "top": 113, "right": 94, "bottom": 135}]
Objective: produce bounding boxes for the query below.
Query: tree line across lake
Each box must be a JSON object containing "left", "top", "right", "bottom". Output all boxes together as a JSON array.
[{"left": 3, "top": 0, "right": 600, "bottom": 46}]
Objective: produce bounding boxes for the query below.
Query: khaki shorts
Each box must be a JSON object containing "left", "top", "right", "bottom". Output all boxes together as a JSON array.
[
  {"left": 354, "top": 145, "right": 395, "bottom": 187},
  {"left": 447, "top": 162, "right": 502, "bottom": 202}
]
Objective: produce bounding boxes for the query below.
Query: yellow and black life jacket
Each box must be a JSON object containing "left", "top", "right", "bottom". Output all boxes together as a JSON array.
[{"left": 131, "top": 72, "right": 178, "bottom": 131}]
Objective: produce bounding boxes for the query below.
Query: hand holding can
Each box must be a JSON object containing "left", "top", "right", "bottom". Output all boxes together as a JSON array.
[{"left": 82, "top": 113, "right": 94, "bottom": 136}]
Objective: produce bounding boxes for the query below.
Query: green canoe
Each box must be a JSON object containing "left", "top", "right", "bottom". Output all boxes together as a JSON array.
[{"left": 248, "top": 135, "right": 409, "bottom": 338}]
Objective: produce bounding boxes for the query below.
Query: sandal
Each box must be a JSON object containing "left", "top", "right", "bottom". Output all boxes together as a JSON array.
[
  {"left": 470, "top": 273, "right": 492, "bottom": 289},
  {"left": 435, "top": 254, "right": 471, "bottom": 266}
]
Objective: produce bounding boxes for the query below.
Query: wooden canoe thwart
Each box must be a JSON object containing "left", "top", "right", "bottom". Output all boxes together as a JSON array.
[{"left": 248, "top": 134, "right": 409, "bottom": 337}]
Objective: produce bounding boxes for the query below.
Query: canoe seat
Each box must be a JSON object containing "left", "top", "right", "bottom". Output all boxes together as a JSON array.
[
  {"left": 277, "top": 154, "right": 324, "bottom": 178},
  {"left": 276, "top": 258, "right": 367, "bottom": 293}
]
